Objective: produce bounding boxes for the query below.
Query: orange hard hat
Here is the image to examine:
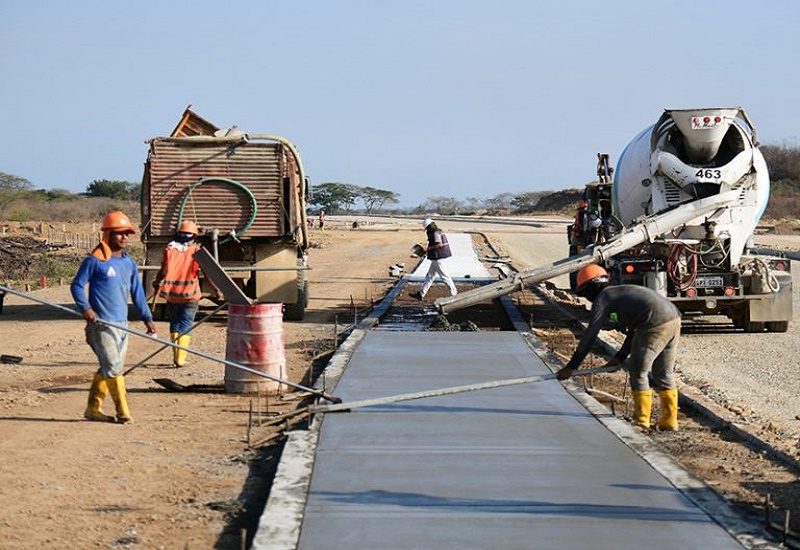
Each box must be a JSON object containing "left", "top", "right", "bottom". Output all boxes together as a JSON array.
[
  {"left": 576, "top": 264, "right": 609, "bottom": 291},
  {"left": 178, "top": 220, "right": 200, "bottom": 235},
  {"left": 101, "top": 211, "right": 136, "bottom": 234},
  {"left": 577, "top": 200, "right": 588, "bottom": 209}
]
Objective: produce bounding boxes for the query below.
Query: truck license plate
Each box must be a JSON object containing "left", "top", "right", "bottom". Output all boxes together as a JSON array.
[{"left": 694, "top": 276, "right": 724, "bottom": 288}]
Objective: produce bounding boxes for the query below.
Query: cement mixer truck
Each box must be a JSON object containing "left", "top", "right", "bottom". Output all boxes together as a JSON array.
[{"left": 438, "top": 107, "right": 792, "bottom": 332}]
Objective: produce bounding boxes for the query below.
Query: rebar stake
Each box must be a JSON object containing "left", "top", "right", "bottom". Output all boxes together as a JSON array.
[
  {"left": 334, "top": 315, "right": 339, "bottom": 350},
  {"left": 765, "top": 494, "right": 772, "bottom": 525},
  {"left": 784, "top": 509, "right": 791, "bottom": 544},
  {"left": 247, "top": 400, "right": 253, "bottom": 447}
]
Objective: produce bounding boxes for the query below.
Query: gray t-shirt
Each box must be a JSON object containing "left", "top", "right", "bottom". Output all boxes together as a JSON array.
[{"left": 565, "top": 285, "right": 681, "bottom": 371}]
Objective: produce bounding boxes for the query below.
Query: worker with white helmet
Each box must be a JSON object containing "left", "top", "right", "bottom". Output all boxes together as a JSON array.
[
  {"left": 71, "top": 210, "right": 157, "bottom": 424},
  {"left": 409, "top": 218, "right": 458, "bottom": 301},
  {"left": 557, "top": 264, "right": 682, "bottom": 431},
  {"left": 152, "top": 219, "right": 209, "bottom": 368}
]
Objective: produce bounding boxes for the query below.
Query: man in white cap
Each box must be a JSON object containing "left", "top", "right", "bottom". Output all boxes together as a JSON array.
[{"left": 410, "top": 218, "right": 458, "bottom": 300}]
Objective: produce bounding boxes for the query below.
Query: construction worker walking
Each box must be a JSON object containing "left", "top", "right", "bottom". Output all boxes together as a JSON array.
[
  {"left": 409, "top": 218, "right": 458, "bottom": 301},
  {"left": 556, "top": 265, "right": 682, "bottom": 431},
  {"left": 152, "top": 220, "right": 206, "bottom": 368},
  {"left": 71, "top": 211, "right": 157, "bottom": 424}
]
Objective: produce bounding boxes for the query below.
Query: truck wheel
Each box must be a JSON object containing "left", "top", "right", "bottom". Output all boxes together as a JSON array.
[
  {"left": 765, "top": 320, "right": 789, "bottom": 333},
  {"left": 283, "top": 282, "right": 307, "bottom": 321},
  {"left": 742, "top": 319, "right": 765, "bottom": 333}
]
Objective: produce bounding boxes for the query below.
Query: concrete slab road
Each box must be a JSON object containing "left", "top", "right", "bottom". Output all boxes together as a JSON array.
[{"left": 262, "top": 331, "right": 746, "bottom": 549}]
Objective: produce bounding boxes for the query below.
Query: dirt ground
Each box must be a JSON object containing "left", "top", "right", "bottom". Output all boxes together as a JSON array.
[
  {"left": 1, "top": 218, "right": 799, "bottom": 548},
  {"left": 0, "top": 220, "right": 416, "bottom": 549},
  {"left": 512, "top": 284, "right": 800, "bottom": 540}
]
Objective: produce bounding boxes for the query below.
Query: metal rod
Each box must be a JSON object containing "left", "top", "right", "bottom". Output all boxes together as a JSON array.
[
  {"left": 784, "top": 510, "right": 791, "bottom": 544},
  {"left": 123, "top": 301, "right": 228, "bottom": 376},
  {"left": 198, "top": 265, "right": 310, "bottom": 272},
  {"left": 247, "top": 400, "right": 253, "bottom": 446},
  {"left": 139, "top": 265, "right": 310, "bottom": 272},
  {"left": 312, "top": 365, "right": 620, "bottom": 413},
  {"left": 584, "top": 387, "right": 626, "bottom": 404},
  {"left": 0, "top": 284, "right": 341, "bottom": 403},
  {"left": 766, "top": 494, "right": 772, "bottom": 525}
]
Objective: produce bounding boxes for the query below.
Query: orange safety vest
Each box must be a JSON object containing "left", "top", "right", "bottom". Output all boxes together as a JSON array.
[{"left": 158, "top": 245, "right": 202, "bottom": 303}]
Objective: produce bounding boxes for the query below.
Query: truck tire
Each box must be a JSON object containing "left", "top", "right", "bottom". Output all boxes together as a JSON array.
[
  {"left": 742, "top": 319, "right": 765, "bottom": 333},
  {"left": 283, "top": 281, "right": 307, "bottom": 321},
  {"left": 765, "top": 320, "right": 789, "bottom": 333}
]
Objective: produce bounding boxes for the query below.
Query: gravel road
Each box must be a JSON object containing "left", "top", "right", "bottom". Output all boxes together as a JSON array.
[{"left": 440, "top": 217, "right": 800, "bottom": 443}]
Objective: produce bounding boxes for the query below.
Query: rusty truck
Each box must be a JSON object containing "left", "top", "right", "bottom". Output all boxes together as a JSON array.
[{"left": 140, "top": 108, "right": 310, "bottom": 320}]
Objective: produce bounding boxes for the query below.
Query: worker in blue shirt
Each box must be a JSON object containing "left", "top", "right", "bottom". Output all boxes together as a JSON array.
[{"left": 71, "top": 211, "right": 157, "bottom": 423}]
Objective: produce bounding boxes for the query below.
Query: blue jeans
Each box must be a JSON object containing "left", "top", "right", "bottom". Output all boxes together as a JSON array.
[{"left": 167, "top": 302, "right": 200, "bottom": 335}]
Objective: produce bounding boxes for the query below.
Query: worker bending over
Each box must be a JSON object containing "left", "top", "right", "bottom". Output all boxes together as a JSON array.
[
  {"left": 557, "top": 265, "right": 681, "bottom": 431},
  {"left": 71, "top": 211, "right": 157, "bottom": 423}
]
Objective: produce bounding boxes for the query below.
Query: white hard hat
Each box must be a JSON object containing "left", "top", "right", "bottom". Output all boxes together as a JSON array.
[{"left": 422, "top": 218, "right": 433, "bottom": 228}]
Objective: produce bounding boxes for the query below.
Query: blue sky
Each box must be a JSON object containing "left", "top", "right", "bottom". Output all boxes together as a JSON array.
[{"left": 1, "top": 0, "right": 798, "bottom": 208}]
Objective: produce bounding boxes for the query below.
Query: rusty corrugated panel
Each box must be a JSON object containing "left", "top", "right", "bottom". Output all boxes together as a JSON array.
[
  {"left": 170, "top": 108, "right": 220, "bottom": 137},
  {"left": 145, "top": 139, "right": 287, "bottom": 238}
]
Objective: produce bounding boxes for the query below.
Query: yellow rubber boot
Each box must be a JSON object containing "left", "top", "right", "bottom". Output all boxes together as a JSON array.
[
  {"left": 83, "top": 373, "right": 115, "bottom": 422},
  {"left": 171, "top": 332, "right": 181, "bottom": 367},
  {"left": 631, "top": 389, "right": 653, "bottom": 429},
  {"left": 657, "top": 389, "right": 679, "bottom": 431},
  {"left": 107, "top": 376, "right": 133, "bottom": 424},
  {"left": 174, "top": 334, "right": 191, "bottom": 367}
]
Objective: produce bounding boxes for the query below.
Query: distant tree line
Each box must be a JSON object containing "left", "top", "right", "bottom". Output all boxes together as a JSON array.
[
  {"left": 2, "top": 143, "right": 800, "bottom": 222},
  {"left": 307, "top": 182, "right": 552, "bottom": 217},
  {"left": 407, "top": 145, "right": 800, "bottom": 217},
  {"left": 85, "top": 179, "right": 141, "bottom": 201},
  {"left": 307, "top": 182, "right": 400, "bottom": 215},
  {"left": 411, "top": 191, "right": 551, "bottom": 216},
  {"left": 762, "top": 144, "right": 800, "bottom": 219},
  {"left": 0, "top": 174, "right": 140, "bottom": 221}
]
